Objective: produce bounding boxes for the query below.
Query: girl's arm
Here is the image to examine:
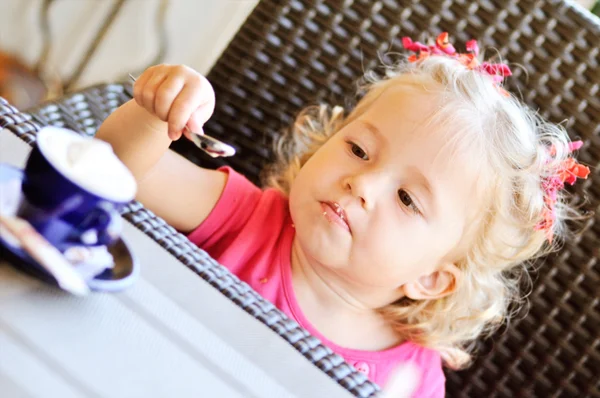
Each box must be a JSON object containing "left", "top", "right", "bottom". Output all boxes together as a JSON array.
[{"left": 96, "top": 65, "right": 226, "bottom": 233}]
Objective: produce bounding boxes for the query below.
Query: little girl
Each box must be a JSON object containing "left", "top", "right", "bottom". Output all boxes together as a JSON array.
[{"left": 96, "top": 33, "right": 590, "bottom": 396}]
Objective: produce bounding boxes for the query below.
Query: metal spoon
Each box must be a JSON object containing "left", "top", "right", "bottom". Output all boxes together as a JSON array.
[{"left": 128, "top": 74, "right": 235, "bottom": 158}]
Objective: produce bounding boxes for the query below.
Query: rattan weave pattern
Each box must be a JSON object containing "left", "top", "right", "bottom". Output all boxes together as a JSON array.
[
  {"left": 0, "top": 94, "right": 380, "bottom": 398},
  {"left": 198, "top": 1, "right": 599, "bottom": 397}
]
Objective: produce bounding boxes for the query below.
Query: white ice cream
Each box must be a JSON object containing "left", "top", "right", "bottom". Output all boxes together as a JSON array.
[{"left": 36, "top": 127, "right": 137, "bottom": 202}]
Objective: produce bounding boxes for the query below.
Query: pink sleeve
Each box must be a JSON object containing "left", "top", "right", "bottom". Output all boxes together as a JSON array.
[
  {"left": 412, "top": 353, "right": 445, "bottom": 398},
  {"left": 378, "top": 344, "right": 446, "bottom": 397},
  {"left": 417, "top": 372, "right": 445, "bottom": 398},
  {"left": 187, "top": 166, "right": 262, "bottom": 251}
]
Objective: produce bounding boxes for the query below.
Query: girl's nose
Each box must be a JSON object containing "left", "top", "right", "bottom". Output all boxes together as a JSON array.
[
  {"left": 344, "top": 172, "right": 386, "bottom": 210},
  {"left": 345, "top": 179, "right": 367, "bottom": 208}
]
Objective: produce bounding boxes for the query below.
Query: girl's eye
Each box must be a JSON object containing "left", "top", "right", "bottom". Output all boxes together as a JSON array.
[
  {"left": 398, "top": 189, "right": 421, "bottom": 215},
  {"left": 349, "top": 142, "right": 368, "bottom": 160}
]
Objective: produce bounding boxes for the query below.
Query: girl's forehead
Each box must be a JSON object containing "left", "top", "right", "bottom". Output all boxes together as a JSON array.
[
  {"left": 359, "top": 93, "right": 464, "bottom": 153},
  {"left": 361, "top": 85, "right": 445, "bottom": 130},
  {"left": 357, "top": 82, "right": 484, "bottom": 160}
]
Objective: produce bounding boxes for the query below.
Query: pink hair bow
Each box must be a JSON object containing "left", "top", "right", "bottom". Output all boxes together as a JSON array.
[
  {"left": 536, "top": 141, "right": 590, "bottom": 242},
  {"left": 402, "top": 32, "right": 512, "bottom": 96}
]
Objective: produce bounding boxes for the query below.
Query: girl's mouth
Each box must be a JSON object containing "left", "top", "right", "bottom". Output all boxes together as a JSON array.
[{"left": 320, "top": 201, "right": 351, "bottom": 232}]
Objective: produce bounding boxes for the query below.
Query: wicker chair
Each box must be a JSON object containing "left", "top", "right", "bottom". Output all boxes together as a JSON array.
[{"left": 2, "top": 0, "right": 598, "bottom": 396}]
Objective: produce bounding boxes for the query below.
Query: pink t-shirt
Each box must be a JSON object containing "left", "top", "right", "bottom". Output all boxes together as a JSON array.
[{"left": 187, "top": 167, "right": 445, "bottom": 396}]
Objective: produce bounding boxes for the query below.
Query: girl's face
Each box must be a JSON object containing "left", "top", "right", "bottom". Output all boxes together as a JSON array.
[{"left": 289, "top": 84, "right": 483, "bottom": 304}]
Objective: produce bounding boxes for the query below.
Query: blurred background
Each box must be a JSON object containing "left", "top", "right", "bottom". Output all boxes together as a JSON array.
[
  {"left": 0, "top": 0, "right": 257, "bottom": 109},
  {"left": 0, "top": 0, "right": 597, "bottom": 111}
]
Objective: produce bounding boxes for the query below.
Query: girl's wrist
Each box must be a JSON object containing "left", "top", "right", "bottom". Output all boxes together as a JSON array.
[{"left": 97, "top": 100, "right": 172, "bottom": 180}]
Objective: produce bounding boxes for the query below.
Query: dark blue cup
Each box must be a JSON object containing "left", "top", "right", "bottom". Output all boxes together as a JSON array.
[{"left": 16, "top": 127, "right": 137, "bottom": 251}]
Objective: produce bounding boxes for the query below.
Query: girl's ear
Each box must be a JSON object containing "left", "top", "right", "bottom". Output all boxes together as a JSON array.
[{"left": 402, "top": 263, "right": 461, "bottom": 300}]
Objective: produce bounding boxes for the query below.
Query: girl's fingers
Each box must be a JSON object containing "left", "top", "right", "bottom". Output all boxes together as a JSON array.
[
  {"left": 132, "top": 64, "right": 216, "bottom": 142},
  {"left": 186, "top": 118, "right": 204, "bottom": 137},
  {"left": 154, "top": 74, "right": 185, "bottom": 123},
  {"left": 141, "top": 72, "right": 168, "bottom": 116},
  {"left": 187, "top": 105, "right": 212, "bottom": 135},
  {"left": 188, "top": 82, "right": 215, "bottom": 132},
  {"left": 182, "top": 126, "right": 201, "bottom": 142},
  {"left": 169, "top": 129, "right": 183, "bottom": 142},
  {"left": 132, "top": 70, "right": 151, "bottom": 106},
  {"left": 167, "top": 85, "right": 202, "bottom": 138}
]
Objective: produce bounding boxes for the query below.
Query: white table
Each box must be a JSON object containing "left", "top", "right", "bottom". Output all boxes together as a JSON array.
[{"left": 0, "top": 129, "right": 354, "bottom": 398}]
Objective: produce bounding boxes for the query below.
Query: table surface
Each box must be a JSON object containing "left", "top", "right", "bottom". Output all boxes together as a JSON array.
[{"left": 0, "top": 129, "right": 353, "bottom": 398}]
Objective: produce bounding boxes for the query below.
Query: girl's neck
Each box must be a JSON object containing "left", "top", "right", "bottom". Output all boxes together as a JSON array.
[{"left": 290, "top": 237, "right": 402, "bottom": 350}]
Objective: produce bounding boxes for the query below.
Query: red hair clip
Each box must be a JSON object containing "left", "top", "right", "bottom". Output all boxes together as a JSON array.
[
  {"left": 403, "top": 33, "right": 590, "bottom": 242},
  {"left": 536, "top": 141, "right": 590, "bottom": 242},
  {"left": 402, "top": 32, "right": 512, "bottom": 96}
]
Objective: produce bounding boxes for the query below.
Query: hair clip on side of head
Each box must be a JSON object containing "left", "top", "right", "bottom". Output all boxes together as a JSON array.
[
  {"left": 402, "top": 32, "right": 512, "bottom": 96},
  {"left": 536, "top": 141, "right": 590, "bottom": 242},
  {"left": 402, "top": 33, "right": 590, "bottom": 243}
]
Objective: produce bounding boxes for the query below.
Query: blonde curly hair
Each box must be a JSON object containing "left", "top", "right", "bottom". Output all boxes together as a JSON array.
[{"left": 262, "top": 54, "right": 587, "bottom": 370}]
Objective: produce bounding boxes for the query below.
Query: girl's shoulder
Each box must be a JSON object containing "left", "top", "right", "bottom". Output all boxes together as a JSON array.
[{"left": 375, "top": 342, "right": 445, "bottom": 397}]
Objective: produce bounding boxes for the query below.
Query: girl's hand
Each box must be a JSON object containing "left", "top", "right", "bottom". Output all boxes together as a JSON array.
[{"left": 132, "top": 64, "right": 216, "bottom": 141}]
